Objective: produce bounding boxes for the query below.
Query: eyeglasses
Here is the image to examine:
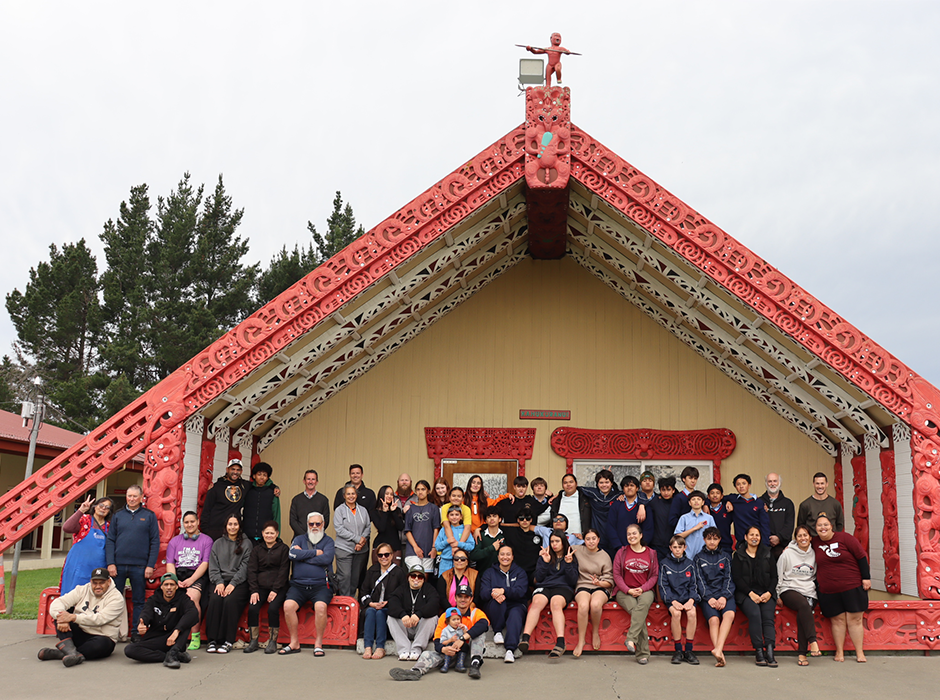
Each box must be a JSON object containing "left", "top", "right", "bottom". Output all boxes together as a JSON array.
[
  {"left": 377, "top": 552, "right": 392, "bottom": 558},
  {"left": 453, "top": 557, "right": 468, "bottom": 563}
]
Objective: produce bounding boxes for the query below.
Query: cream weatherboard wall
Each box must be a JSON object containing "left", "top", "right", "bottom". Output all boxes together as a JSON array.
[{"left": 262, "top": 257, "right": 833, "bottom": 510}]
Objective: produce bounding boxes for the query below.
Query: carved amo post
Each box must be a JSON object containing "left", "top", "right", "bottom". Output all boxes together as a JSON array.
[
  {"left": 880, "top": 446, "right": 901, "bottom": 593},
  {"left": 851, "top": 448, "right": 869, "bottom": 557},
  {"left": 910, "top": 377, "right": 940, "bottom": 598}
]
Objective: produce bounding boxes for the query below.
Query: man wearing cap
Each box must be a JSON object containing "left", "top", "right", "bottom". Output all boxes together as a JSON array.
[
  {"left": 202, "top": 459, "right": 249, "bottom": 542},
  {"left": 280, "top": 512, "right": 334, "bottom": 656},
  {"left": 390, "top": 583, "right": 489, "bottom": 681},
  {"left": 242, "top": 461, "right": 281, "bottom": 541},
  {"left": 39, "top": 567, "right": 128, "bottom": 667},
  {"left": 106, "top": 483, "right": 159, "bottom": 636},
  {"left": 124, "top": 573, "right": 199, "bottom": 668},
  {"left": 387, "top": 565, "right": 441, "bottom": 661}
]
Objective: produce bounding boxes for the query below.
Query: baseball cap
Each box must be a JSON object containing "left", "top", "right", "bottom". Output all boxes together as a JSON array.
[
  {"left": 90, "top": 567, "right": 109, "bottom": 581},
  {"left": 455, "top": 584, "right": 473, "bottom": 597},
  {"left": 160, "top": 572, "right": 179, "bottom": 583}
]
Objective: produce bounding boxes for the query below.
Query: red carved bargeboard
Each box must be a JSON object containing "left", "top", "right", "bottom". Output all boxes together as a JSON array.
[
  {"left": 550, "top": 427, "right": 736, "bottom": 482},
  {"left": 880, "top": 448, "right": 901, "bottom": 593},
  {"left": 424, "top": 427, "right": 536, "bottom": 478}
]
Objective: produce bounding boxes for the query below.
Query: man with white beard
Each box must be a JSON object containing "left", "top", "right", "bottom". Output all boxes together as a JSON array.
[
  {"left": 760, "top": 472, "right": 795, "bottom": 560},
  {"left": 280, "top": 513, "right": 335, "bottom": 656}
]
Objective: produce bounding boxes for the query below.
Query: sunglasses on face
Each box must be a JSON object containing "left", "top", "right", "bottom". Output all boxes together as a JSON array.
[
  {"left": 453, "top": 557, "right": 468, "bottom": 562},
  {"left": 377, "top": 552, "right": 392, "bottom": 558},
  {"left": 552, "top": 516, "right": 566, "bottom": 521},
  {"left": 518, "top": 515, "right": 533, "bottom": 521},
  {"left": 409, "top": 574, "right": 425, "bottom": 579}
]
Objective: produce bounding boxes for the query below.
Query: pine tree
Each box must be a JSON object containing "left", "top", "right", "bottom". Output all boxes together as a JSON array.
[
  {"left": 255, "top": 243, "right": 317, "bottom": 304},
  {"left": 308, "top": 191, "right": 365, "bottom": 266},
  {"left": 0, "top": 355, "right": 21, "bottom": 412},
  {"left": 5, "top": 240, "right": 103, "bottom": 428}
]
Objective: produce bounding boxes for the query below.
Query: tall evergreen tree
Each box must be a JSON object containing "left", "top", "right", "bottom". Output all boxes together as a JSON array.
[
  {"left": 255, "top": 243, "right": 316, "bottom": 304},
  {"left": 0, "top": 355, "right": 21, "bottom": 411},
  {"left": 307, "top": 191, "right": 365, "bottom": 266},
  {"left": 99, "top": 184, "right": 154, "bottom": 389},
  {"left": 5, "top": 240, "right": 104, "bottom": 428}
]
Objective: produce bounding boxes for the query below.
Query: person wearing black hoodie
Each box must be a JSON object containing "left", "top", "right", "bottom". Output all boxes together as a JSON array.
[
  {"left": 732, "top": 526, "right": 778, "bottom": 667},
  {"left": 124, "top": 573, "right": 199, "bottom": 668},
  {"left": 648, "top": 476, "right": 677, "bottom": 562},
  {"left": 245, "top": 521, "right": 290, "bottom": 653},
  {"left": 386, "top": 566, "right": 441, "bottom": 661},
  {"left": 760, "top": 472, "right": 794, "bottom": 559},
  {"left": 202, "top": 459, "right": 280, "bottom": 541},
  {"left": 242, "top": 462, "right": 281, "bottom": 542}
]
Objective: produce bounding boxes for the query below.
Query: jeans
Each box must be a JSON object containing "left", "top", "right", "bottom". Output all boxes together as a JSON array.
[
  {"left": 112, "top": 564, "right": 146, "bottom": 628},
  {"left": 363, "top": 607, "right": 389, "bottom": 648}
]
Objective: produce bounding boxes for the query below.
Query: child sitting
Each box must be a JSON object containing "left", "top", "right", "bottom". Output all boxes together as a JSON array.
[
  {"left": 439, "top": 608, "right": 468, "bottom": 673},
  {"left": 659, "top": 534, "right": 700, "bottom": 665}
]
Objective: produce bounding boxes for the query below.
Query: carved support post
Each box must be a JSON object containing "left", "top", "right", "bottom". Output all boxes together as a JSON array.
[{"left": 851, "top": 449, "right": 869, "bottom": 557}]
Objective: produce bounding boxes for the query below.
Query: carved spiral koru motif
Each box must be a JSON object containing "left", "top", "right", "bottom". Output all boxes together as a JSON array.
[
  {"left": 550, "top": 427, "right": 736, "bottom": 469},
  {"left": 524, "top": 86, "right": 570, "bottom": 189},
  {"left": 424, "top": 427, "right": 537, "bottom": 477}
]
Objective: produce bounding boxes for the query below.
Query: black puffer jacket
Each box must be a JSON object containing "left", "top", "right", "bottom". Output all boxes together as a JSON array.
[
  {"left": 731, "top": 542, "right": 778, "bottom": 606},
  {"left": 247, "top": 538, "right": 290, "bottom": 594}
]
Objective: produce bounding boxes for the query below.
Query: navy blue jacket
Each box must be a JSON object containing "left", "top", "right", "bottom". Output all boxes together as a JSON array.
[
  {"left": 606, "top": 499, "right": 653, "bottom": 550},
  {"left": 708, "top": 500, "right": 734, "bottom": 551},
  {"left": 479, "top": 562, "right": 529, "bottom": 604},
  {"left": 534, "top": 555, "right": 579, "bottom": 590},
  {"left": 648, "top": 495, "right": 674, "bottom": 553},
  {"left": 726, "top": 494, "right": 771, "bottom": 545},
  {"left": 694, "top": 546, "right": 735, "bottom": 602},
  {"left": 288, "top": 534, "right": 335, "bottom": 587},
  {"left": 658, "top": 552, "right": 698, "bottom": 604},
  {"left": 106, "top": 506, "right": 160, "bottom": 568}
]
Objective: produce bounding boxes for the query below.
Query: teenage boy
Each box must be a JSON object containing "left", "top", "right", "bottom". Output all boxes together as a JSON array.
[
  {"left": 694, "top": 527, "right": 736, "bottom": 667},
  {"left": 674, "top": 490, "right": 714, "bottom": 559},
  {"left": 530, "top": 477, "right": 553, "bottom": 527},
  {"left": 242, "top": 462, "right": 280, "bottom": 541},
  {"left": 497, "top": 476, "right": 549, "bottom": 526},
  {"left": 727, "top": 474, "right": 770, "bottom": 545},
  {"left": 659, "top": 535, "right": 700, "bottom": 664},
  {"left": 469, "top": 506, "right": 505, "bottom": 573},
  {"left": 638, "top": 472, "right": 656, "bottom": 504},
  {"left": 549, "top": 473, "right": 592, "bottom": 541},
  {"left": 607, "top": 476, "right": 652, "bottom": 551},
  {"left": 435, "top": 505, "right": 476, "bottom": 573},
  {"left": 648, "top": 476, "right": 676, "bottom": 562},
  {"left": 404, "top": 480, "right": 440, "bottom": 575},
  {"left": 503, "top": 506, "right": 544, "bottom": 585},
  {"left": 578, "top": 469, "right": 620, "bottom": 554},
  {"left": 796, "top": 472, "right": 844, "bottom": 537},
  {"left": 706, "top": 484, "right": 734, "bottom": 552},
  {"left": 668, "top": 467, "right": 700, "bottom": 533}
]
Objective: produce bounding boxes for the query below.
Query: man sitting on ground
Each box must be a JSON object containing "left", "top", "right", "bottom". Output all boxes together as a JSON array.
[
  {"left": 124, "top": 572, "right": 199, "bottom": 668},
  {"left": 39, "top": 567, "right": 127, "bottom": 667}
]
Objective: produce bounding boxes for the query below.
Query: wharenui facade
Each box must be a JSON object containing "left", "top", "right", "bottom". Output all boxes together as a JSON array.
[{"left": 3, "top": 76, "right": 940, "bottom": 643}]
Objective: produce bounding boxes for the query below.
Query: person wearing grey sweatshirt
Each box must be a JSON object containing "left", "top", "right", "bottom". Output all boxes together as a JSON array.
[
  {"left": 204, "top": 516, "right": 253, "bottom": 653},
  {"left": 776, "top": 525, "right": 819, "bottom": 665},
  {"left": 334, "top": 485, "right": 372, "bottom": 597}
]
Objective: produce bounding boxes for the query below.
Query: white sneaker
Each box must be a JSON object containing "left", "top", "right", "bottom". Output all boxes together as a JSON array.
[
  {"left": 493, "top": 632, "right": 504, "bottom": 645},
  {"left": 504, "top": 650, "right": 515, "bottom": 663},
  {"left": 408, "top": 651, "right": 420, "bottom": 661},
  {"left": 399, "top": 652, "right": 410, "bottom": 661}
]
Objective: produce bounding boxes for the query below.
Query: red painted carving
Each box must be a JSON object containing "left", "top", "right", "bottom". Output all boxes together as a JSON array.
[
  {"left": 881, "top": 449, "right": 901, "bottom": 593},
  {"left": 0, "top": 125, "right": 527, "bottom": 555},
  {"left": 550, "top": 428, "right": 736, "bottom": 481},
  {"left": 424, "top": 427, "right": 536, "bottom": 478},
  {"left": 522, "top": 33, "right": 577, "bottom": 88},
  {"left": 143, "top": 423, "right": 185, "bottom": 580},
  {"left": 568, "top": 125, "right": 917, "bottom": 423},
  {"left": 851, "top": 450, "right": 869, "bottom": 557},
  {"left": 911, "top": 425, "right": 940, "bottom": 598},
  {"left": 834, "top": 454, "right": 844, "bottom": 507},
  {"left": 525, "top": 86, "right": 570, "bottom": 189},
  {"left": 198, "top": 439, "right": 217, "bottom": 513}
]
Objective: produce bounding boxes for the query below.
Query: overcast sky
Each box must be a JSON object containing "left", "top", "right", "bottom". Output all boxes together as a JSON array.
[{"left": 2, "top": 1, "right": 938, "bottom": 395}]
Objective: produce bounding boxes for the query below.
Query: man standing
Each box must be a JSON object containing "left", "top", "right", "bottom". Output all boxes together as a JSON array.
[
  {"left": 726, "top": 474, "right": 771, "bottom": 545},
  {"left": 124, "top": 573, "right": 199, "bottom": 668},
  {"left": 796, "top": 472, "right": 845, "bottom": 537},
  {"left": 106, "top": 484, "right": 159, "bottom": 636},
  {"left": 242, "top": 462, "right": 280, "bottom": 541},
  {"left": 202, "top": 458, "right": 248, "bottom": 541},
  {"left": 39, "top": 567, "right": 127, "bottom": 667},
  {"left": 333, "top": 463, "right": 377, "bottom": 513},
  {"left": 760, "top": 472, "right": 795, "bottom": 559},
  {"left": 549, "top": 473, "right": 592, "bottom": 541},
  {"left": 390, "top": 583, "right": 489, "bottom": 681},
  {"left": 289, "top": 469, "right": 330, "bottom": 538},
  {"left": 280, "top": 512, "right": 334, "bottom": 656},
  {"left": 395, "top": 473, "right": 417, "bottom": 508}
]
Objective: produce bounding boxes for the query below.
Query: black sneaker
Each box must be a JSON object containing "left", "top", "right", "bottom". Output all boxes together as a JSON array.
[
  {"left": 390, "top": 668, "right": 422, "bottom": 681},
  {"left": 684, "top": 651, "right": 700, "bottom": 665},
  {"left": 468, "top": 660, "right": 482, "bottom": 679},
  {"left": 671, "top": 650, "right": 684, "bottom": 664},
  {"left": 518, "top": 635, "right": 529, "bottom": 654}
]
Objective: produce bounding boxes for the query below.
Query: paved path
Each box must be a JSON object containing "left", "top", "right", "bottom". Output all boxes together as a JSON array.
[{"left": 3, "top": 620, "right": 938, "bottom": 700}]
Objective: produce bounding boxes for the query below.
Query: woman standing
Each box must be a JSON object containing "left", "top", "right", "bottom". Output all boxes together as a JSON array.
[
  {"left": 166, "top": 511, "right": 214, "bottom": 650},
  {"left": 334, "top": 485, "right": 372, "bottom": 597},
  {"left": 431, "top": 477, "right": 451, "bottom": 508},
  {"left": 360, "top": 542, "right": 406, "bottom": 659},
  {"left": 463, "top": 475, "right": 506, "bottom": 540},
  {"left": 776, "top": 525, "right": 820, "bottom": 665},
  {"left": 372, "top": 485, "right": 405, "bottom": 566},
  {"left": 60, "top": 495, "right": 112, "bottom": 595},
  {"left": 204, "top": 516, "right": 253, "bottom": 654},
  {"left": 245, "top": 521, "right": 289, "bottom": 654},
  {"left": 519, "top": 530, "right": 580, "bottom": 658},
  {"left": 572, "top": 529, "right": 613, "bottom": 657},
  {"left": 732, "top": 526, "right": 778, "bottom": 667},
  {"left": 812, "top": 515, "right": 870, "bottom": 662},
  {"left": 612, "top": 523, "right": 658, "bottom": 664}
]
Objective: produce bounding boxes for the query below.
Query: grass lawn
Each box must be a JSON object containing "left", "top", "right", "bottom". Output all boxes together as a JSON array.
[{"left": 2, "top": 568, "right": 59, "bottom": 620}]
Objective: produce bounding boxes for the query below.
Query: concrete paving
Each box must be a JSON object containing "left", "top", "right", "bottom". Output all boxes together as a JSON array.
[{"left": 3, "top": 619, "right": 939, "bottom": 700}]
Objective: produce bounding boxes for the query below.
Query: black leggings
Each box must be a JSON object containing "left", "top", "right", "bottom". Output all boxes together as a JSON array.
[
  {"left": 779, "top": 589, "right": 817, "bottom": 654},
  {"left": 124, "top": 631, "right": 188, "bottom": 663},
  {"left": 739, "top": 597, "right": 776, "bottom": 648},
  {"left": 247, "top": 588, "right": 287, "bottom": 627},
  {"left": 204, "top": 582, "right": 250, "bottom": 644}
]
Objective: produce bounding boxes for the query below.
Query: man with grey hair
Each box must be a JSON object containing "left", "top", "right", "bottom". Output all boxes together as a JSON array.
[
  {"left": 760, "top": 472, "right": 794, "bottom": 559},
  {"left": 280, "top": 512, "right": 334, "bottom": 656},
  {"left": 106, "top": 483, "right": 160, "bottom": 637}
]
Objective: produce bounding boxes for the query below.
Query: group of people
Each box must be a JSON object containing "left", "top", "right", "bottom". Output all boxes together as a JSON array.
[{"left": 42, "top": 460, "right": 870, "bottom": 676}]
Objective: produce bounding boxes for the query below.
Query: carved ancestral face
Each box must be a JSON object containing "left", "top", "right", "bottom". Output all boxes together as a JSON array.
[{"left": 551, "top": 32, "right": 561, "bottom": 46}]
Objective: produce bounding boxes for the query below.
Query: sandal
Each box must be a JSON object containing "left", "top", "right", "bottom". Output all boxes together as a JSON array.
[
  {"left": 278, "top": 646, "right": 301, "bottom": 655},
  {"left": 798, "top": 655, "right": 809, "bottom": 666},
  {"left": 809, "top": 642, "right": 821, "bottom": 657},
  {"left": 373, "top": 648, "right": 385, "bottom": 659},
  {"left": 363, "top": 648, "right": 373, "bottom": 659},
  {"left": 549, "top": 644, "right": 565, "bottom": 658},
  {"left": 314, "top": 648, "right": 326, "bottom": 657}
]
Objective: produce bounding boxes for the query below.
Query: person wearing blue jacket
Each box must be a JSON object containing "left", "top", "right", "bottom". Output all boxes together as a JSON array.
[
  {"left": 280, "top": 512, "right": 335, "bottom": 656},
  {"left": 694, "top": 527, "right": 736, "bottom": 667},
  {"left": 434, "top": 505, "right": 475, "bottom": 573},
  {"left": 706, "top": 484, "right": 734, "bottom": 552},
  {"left": 519, "top": 530, "right": 580, "bottom": 658},
  {"left": 479, "top": 545, "right": 529, "bottom": 662},
  {"left": 106, "top": 484, "right": 160, "bottom": 634},
  {"left": 659, "top": 534, "right": 700, "bottom": 665},
  {"left": 726, "top": 474, "right": 771, "bottom": 545},
  {"left": 606, "top": 476, "right": 653, "bottom": 550}
]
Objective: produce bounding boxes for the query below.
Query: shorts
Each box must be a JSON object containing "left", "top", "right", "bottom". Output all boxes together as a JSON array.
[
  {"left": 533, "top": 586, "right": 574, "bottom": 606},
  {"left": 818, "top": 585, "right": 868, "bottom": 618},
  {"left": 286, "top": 583, "right": 333, "bottom": 607},
  {"left": 700, "top": 597, "right": 737, "bottom": 620},
  {"left": 575, "top": 586, "right": 613, "bottom": 600},
  {"left": 403, "top": 555, "right": 435, "bottom": 574},
  {"left": 176, "top": 567, "right": 209, "bottom": 593}
]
